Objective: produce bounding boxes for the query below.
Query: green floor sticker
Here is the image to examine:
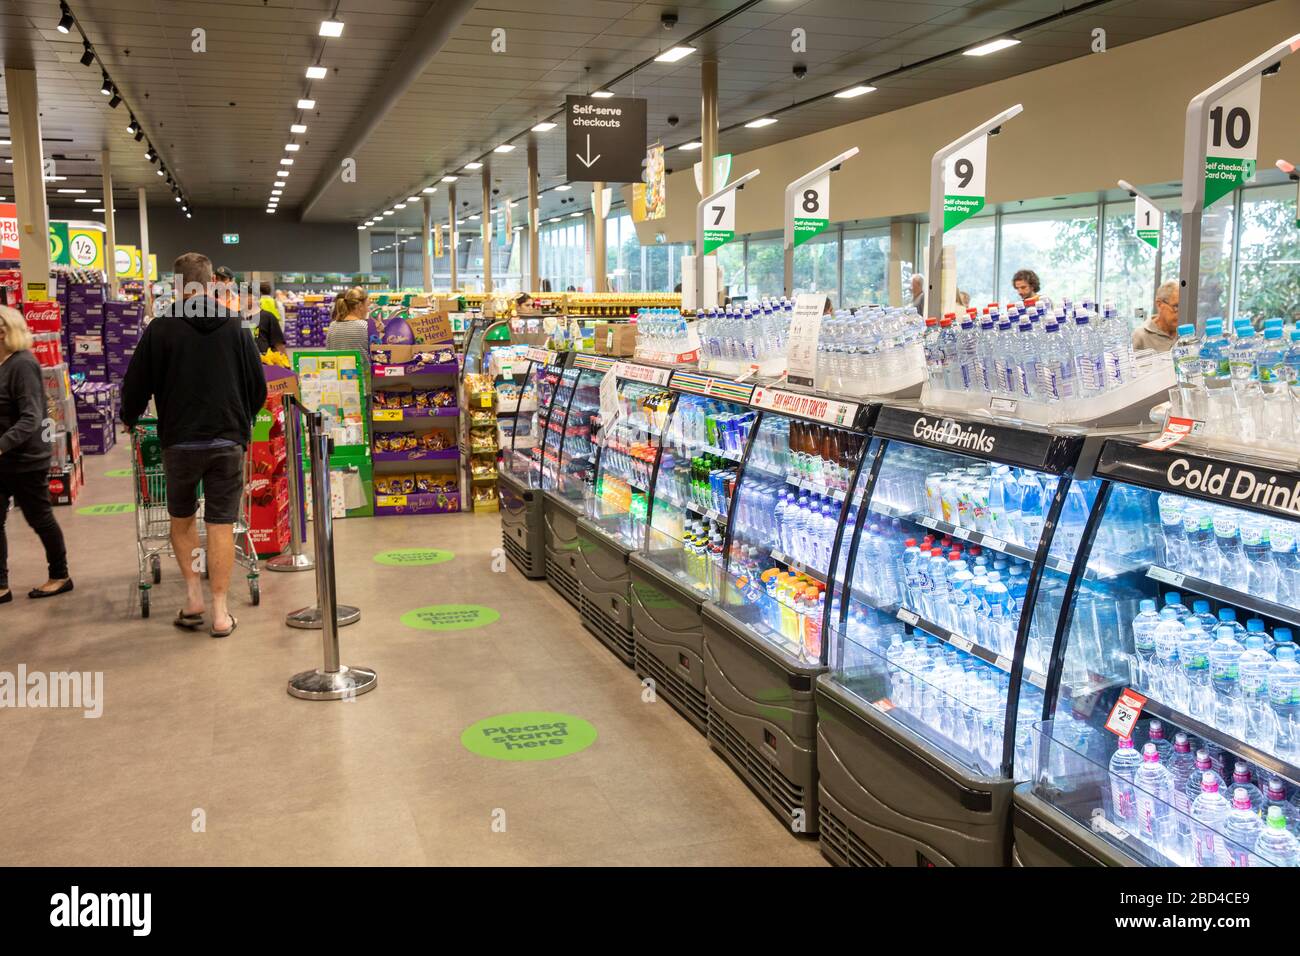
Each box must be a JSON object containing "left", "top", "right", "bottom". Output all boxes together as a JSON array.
[
  {"left": 400, "top": 603, "right": 499, "bottom": 631},
  {"left": 76, "top": 502, "right": 136, "bottom": 515},
  {"left": 374, "top": 548, "right": 454, "bottom": 567},
  {"left": 104, "top": 468, "right": 133, "bottom": 478},
  {"left": 461, "top": 711, "right": 597, "bottom": 761}
]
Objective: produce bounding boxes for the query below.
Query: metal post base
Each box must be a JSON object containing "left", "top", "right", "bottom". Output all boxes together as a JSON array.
[
  {"left": 287, "top": 665, "right": 378, "bottom": 700},
  {"left": 266, "top": 551, "right": 315, "bottom": 572},
  {"left": 285, "top": 604, "right": 361, "bottom": 629}
]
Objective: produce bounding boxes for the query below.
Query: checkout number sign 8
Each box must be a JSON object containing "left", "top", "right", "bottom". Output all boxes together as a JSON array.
[{"left": 70, "top": 233, "right": 98, "bottom": 267}]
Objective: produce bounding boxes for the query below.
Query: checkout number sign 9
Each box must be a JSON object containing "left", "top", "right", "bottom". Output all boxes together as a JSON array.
[
  {"left": 941, "top": 135, "right": 987, "bottom": 233},
  {"left": 1203, "top": 75, "right": 1260, "bottom": 209}
]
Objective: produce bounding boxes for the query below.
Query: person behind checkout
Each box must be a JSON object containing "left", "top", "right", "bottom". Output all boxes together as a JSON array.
[{"left": 1131, "top": 280, "right": 1179, "bottom": 353}]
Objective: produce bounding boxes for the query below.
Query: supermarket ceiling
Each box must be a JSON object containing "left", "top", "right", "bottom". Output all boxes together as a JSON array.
[{"left": 0, "top": 0, "right": 1277, "bottom": 229}]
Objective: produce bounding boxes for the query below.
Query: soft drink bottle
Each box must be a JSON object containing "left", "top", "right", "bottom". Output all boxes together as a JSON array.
[
  {"left": 1254, "top": 806, "right": 1300, "bottom": 866},
  {"left": 1108, "top": 736, "right": 1143, "bottom": 833},
  {"left": 1133, "top": 742, "right": 1176, "bottom": 856},
  {"left": 1223, "top": 787, "right": 1264, "bottom": 866},
  {"left": 1190, "top": 772, "right": 1231, "bottom": 866}
]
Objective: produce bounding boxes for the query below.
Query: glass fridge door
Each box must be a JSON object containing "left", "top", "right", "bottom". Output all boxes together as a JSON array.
[
  {"left": 721, "top": 400, "right": 872, "bottom": 664},
  {"left": 540, "top": 366, "right": 580, "bottom": 491},
  {"left": 1037, "top": 439, "right": 1300, "bottom": 867},
  {"left": 642, "top": 382, "right": 757, "bottom": 594},
  {"left": 829, "top": 408, "right": 1090, "bottom": 779},
  {"left": 555, "top": 368, "right": 603, "bottom": 494},
  {"left": 588, "top": 376, "right": 674, "bottom": 549},
  {"left": 527, "top": 357, "right": 566, "bottom": 488}
]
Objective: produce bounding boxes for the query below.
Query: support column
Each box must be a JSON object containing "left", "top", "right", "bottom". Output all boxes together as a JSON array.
[
  {"left": 591, "top": 183, "right": 607, "bottom": 293},
  {"left": 422, "top": 196, "right": 433, "bottom": 293},
  {"left": 5, "top": 69, "right": 51, "bottom": 297},
  {"left": 527, "top": 137, "right": 540, "bottom": 292},
  {"left": 481, "top": 163, "right": 492, "bottom": 294},
  {"left": 101, "top": 150, "right": 118, "bottom": 297},
  {"left": 358, "top": 230, "right": 372, "bottom": 274},
  {"left": 447, "top": 185, "right": 458, "bottom": 292},
  {"left": 698, "top": 56, "right": 718, "bottom": 306},
  {"left": 138, "top": 187, "right": 153, "bottom": 313}
]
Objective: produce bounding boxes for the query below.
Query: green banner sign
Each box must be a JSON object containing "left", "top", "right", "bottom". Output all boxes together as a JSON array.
[
  {"left": 1204, "top": 156, "right": 1255, "bottom": 209},
  {"left": 702, "top": 228, "right": 734, "bottom": 255},
  {"left": 943, "top": 195, "right": 985, "bottom": 232},
  {"left": 48, "top": 222, "right": 70, "bottom": 266}
]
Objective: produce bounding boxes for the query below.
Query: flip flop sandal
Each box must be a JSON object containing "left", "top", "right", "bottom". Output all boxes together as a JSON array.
[
  {"left": 174, "top": 610, "right": 205, "bottom": 630},
  {"left": 210, "top": 616, "right": 238, "bottom": 639}
]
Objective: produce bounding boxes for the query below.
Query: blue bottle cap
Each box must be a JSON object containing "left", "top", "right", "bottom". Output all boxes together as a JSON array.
[
  {"left": 1140, "top": 598, "right": 1156, "bottom": 612},
  {"left": 1219, "top": 607, "right": 1237, "bottom": 621},
  {"left": 1165, "top": 592, "right": 1182, "bottom": 606},
  {"left": 1247, "top": 618, "right": 1265, "bottom": 631},
  {"left": 1193, "top": 599, "right": 1211, "bottom": 613},
  {"left": 1177, "top": 324, "right": 1195, "bottom": 336}
]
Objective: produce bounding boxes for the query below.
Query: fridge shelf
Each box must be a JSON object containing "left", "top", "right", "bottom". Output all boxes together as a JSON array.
[
  {"left": 769, "top": 550, "right": 828, "bottom": 585},
  {"left": 1140, "top": 696, "right": 1300, "bottom": 787},
  {"left": 893, "top": 606, "right": 1047, "bottom": 688},
  {"left": 742, "top": 460, "right": 849, "bottom": 501},
  {"left": 684, "top": 500, "right": 727, "bottom": 527},
  {"left": 1145, "top": 565, "right": 1300, "bottom": 630},
  {"left": 872, "top": 501, "right": 1071, "bottom": 573}
]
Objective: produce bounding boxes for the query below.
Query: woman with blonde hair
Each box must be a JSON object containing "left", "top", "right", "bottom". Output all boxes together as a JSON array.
[
  {"left": 0, "top": 306, "right": 70, "bottom": 602},
  {"left": 325, "top": 286, "right": 372, "bottom": 352}
]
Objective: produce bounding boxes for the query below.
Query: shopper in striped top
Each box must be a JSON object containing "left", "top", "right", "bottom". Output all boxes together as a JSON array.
[{"left": 324, "top": 286, "right": 372, "bottom": 353}]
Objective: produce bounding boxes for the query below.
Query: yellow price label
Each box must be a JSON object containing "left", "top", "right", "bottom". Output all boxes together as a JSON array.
[
  {"left": 479, "top": 393, "right": 493, "bottom": 408},
  {"left": 377, "top": 495, "right": 408, "bottom": 507},
  {"left": 373, "top": 408, "right": 403, "bottom": 421}
]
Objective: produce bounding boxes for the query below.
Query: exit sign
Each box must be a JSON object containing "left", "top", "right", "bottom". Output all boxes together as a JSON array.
[{"left": 222, "top": 233, "right": 240, "bottom": 245}]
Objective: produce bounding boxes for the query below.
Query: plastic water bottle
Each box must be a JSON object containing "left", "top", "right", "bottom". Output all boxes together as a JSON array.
[
  {"left": 1018, "top": 471, "right": 1045, "bottom": 546},
  {"left": 1218, "top": 607, "right": 1247, "bottom": 643},
  {"left": 1131, "top": 599, "right": 1160, "bottom": 692},
  {"left": 1241, "top": 634, "right": 1278, "bottom": 752},
  {"left": 1214, "top": 513, "right": 1247, "bottom": 591},
  {"left": 1180, "top": 625, "right": 1213, "bottom": 720},
  {"left": 1209, "top": 625, "right": 1245, "bottom": 736},
  {"left": 1268, "top": 644, "right": 1300, "bottom": 759},
  {"left": 1191, "top": 772, "right": 1231, "bottom": 866},
  {"left": 1257, "top": 326, "right": 1292, "bottom": 444},
  {"left": 1163, "top": 591, "right": 1190, "bottom": 622},
  {"left": 1222, "top": 787, "right": 1264, "bottom": 866},
  {"left": 1227, "top": 762, "right": 1265, "bottom": 816},
  {"left": 1036, "top": 321, "right": 1073, "bottom": 401},
  {"left": 984, "top": 571, "right": 1013, "bottom": 655},
  {"left": 1243, "top": 520, "right": 1277, "bottom": 598},
  {"left": 1157, "top": 494, "right": 1187, "bottom": 570},
  {"left": 1191, "top": 599, "right": 1218, "bottom": 635},
  {"left": 1144, "top": 719, "right": 1174, "bottom": 764},
  {"left": 1271, "top": 526, "right": 1299, "bottom": 605},
  {"left": 1172, "top": 323, "right": 1204, "bottom": 387},
  {"left": 1254, "top": 805, "right": 1300, "bottom": 866},
  {"left": 923, "top": 317, "right": 943, "bottom": 389},
  {"left": 1108, "top": 736, "right": 1143, "bottom": 833},
  {"left": 1168, "top": 733, "right": 1197, "bottom": 857},
  {"left": 1184, "top": 750, "right": 1223, "bottom": 807},
  {"left": 1134, "top": 742, "right": 1176, "bottom": 855},
  {"left": 1073, "top": 312, "right": 1104, "bottom": 396},
  {"left": 956, "top": 317, "right": 979, "bottom": 391},
  {"left": 1263, "top": 779, "right": 1300, "bottom": 834},
  {"left": 1152, "top": 608, "right": 1184, "bottom": 701},
  {"left": 938, "top": 316, "right": 960, "bottom": 391},
  {"left": 1184, "top": 507, "right": 1216, "bottom": 579}
]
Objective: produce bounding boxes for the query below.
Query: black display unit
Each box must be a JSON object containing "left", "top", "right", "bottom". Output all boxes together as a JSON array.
[{"left": 499, "top": 347, "right": 562, "bottom": 579}]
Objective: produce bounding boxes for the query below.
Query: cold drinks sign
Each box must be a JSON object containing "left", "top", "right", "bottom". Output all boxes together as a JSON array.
[{"left": 565, "top": 94, "right": 647, "bottom": 184}]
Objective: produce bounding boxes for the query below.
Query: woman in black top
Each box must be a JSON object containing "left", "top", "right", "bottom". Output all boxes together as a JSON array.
[{"left": 0, "top": 306, "right": 71, "bottom": 602}]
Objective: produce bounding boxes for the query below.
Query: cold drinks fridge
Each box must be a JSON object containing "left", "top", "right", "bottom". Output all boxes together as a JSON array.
[
  {"left": 541, "top": 353, "right": 613, "bottom": 607},
  {"left": 816, "top": 405, "right": 1094, "bottom": 865},
  {"left": 500, "top": 347, "right": 560, "bottom": 579},
  {"left": 632, "top": 371, "right": 759, "bottom": 731},
  {"left": 702, "top": 385, "right": 876, "bottom": 834},
  {"left": 1014, "top": 438, "right": 1300, "bottom": 868},
  {"left": 576, "top": 361, "right": 675, "bottom": 663}
]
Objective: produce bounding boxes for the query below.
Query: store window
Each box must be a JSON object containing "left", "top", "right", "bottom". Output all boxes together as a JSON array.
[
  {"left": 842, "top": 227, "right": 889, "bottom": 306},
  {"left": 1100, "top": 199, "right": 1181, "bottom": 327},
  {"left": 792, "top": 231, "right": 840, "bottom": 306},
  {"left": 538, "top": 219, "right": 588, "bottom": 292},
  {"left": 605, "top": 213, "right": 644, "bottom": 292},
  {"left": 746, "top": 236, "right": 784, "bottom": 299},
  {"left": 1235, "top": 183, "right": 1299, "bottom": 323},
  {"left": 943, "top": 215, "right": 996, "bottom": 308},
  {"left": 999, "top": 206, "right": 1098, "bottom": 306},
  {"left": 716, "top": 242, "right": 745, "bottom": 300}
]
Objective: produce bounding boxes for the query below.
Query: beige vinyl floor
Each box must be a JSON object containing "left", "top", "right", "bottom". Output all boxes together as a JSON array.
[{"left": 0, "top": 437, "right": 823, "bottom": 866}]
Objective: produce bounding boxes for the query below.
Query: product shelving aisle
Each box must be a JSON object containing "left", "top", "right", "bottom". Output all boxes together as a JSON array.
[
  {"left": 497, "top": 346, "right": 556, "bottom": 579},
  {"left": 370, "top": 349, "right": 460, "bottom": 516},
  {"left": 1014, "top": 437, "right": 1300, "bottom": 868},
  {"left": 701, "top": 386, "right": 876, "bottom": 834},
  {"left": 631, "top": 371, "right": 758, "bottom": 731},
  {"left": 816, "top": 405, "right": 1097, "bottom": 865}
]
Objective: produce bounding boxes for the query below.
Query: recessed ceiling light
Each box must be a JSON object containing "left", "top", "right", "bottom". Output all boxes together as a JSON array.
[
  {"left": 382, "top": 210, "right": 394, "bottom": 216},
  {"left": 548, "top": 216, "right": 561, "bottom": 223},
  {"left": 56, "top": 188, "right": 86, "bottom": 194},
  {"left": 286, "top": 143, "right": 301, "bottom": 152},
  {"left": 442, "top": 175, "right": 458, "bottom": 182},
  {"left": 0, "top": 139, "right": 9, "bottom": 146},
  {"left": 277, "top": 170, "right": 290, "bottom": 177},
  {"left": 174, "top": 196, "right": 182, "bottom": 203},
  {"left": 186, "top": 212, "right": 192, "bottom": 219},
  {"left": 570, "top": 211, "right": 583, "bottom": 218},
  {"left": 591, "top": 90, "right": 614, "bottom": 99},
  {"left": 407, "top": 196, "right": 420, "bottom": 202},
  {"left": 297, "top": 98, "right": 315, "bottom": 110},
  {"left": 319, "top": 19, "right": 344, "bottom": 37},
  {"left": 508, "top": 201, "right": 518, "bottom": 208},
  {"left": 654, "top": 45, "right": 695, "bottom": 63},
  {"left": 678, "top": 141, "right": 702, "bottom": 151},
  {"left": 834, "top": 84, "right": 876, "bottom": 99},
  {"left": 554, "top": 184, "right": 572, "bottom": 192},
  {"left": 357, "top": 224, "right": 366, "bottom": 230},
  {"left": 422, "top": 187, "right": 436, "bottom": 193},
  {"left": 92, "top": 207, "right": 105, "bottom": 212},
  {"left": 531, "top": 121, "right": 557, "bottom": 132},
  {"left": 280, "top": 158, "right": 294, "bottom": 166},
  {"left": 963, "top": 37, "right": 1020, "bottom": 56},
  {"left": 74, "top": 198, "right": 100, "bottom": 204},
  {"left": 305, "top": 65, "right": 328, "bottom": 79},
  {"left": 744, "top": 117, "right": 777, "bottom": 128},
  {"left": 469, "top": 214, "right": 480, "bottom": 220},
  {"left": 266, "top": 208, "right": 276, "bottom": 214},
  {"left": 272, "top": 189, "right": 283, "bottom": 195},
  {"left": 494, "top": 144, "right": 515, "bottom": 153},
  {"left": 394, "top": 203, "right": 406, "bottom": 209},
  {"left": 290, "top": 123, "right": 307, "bottom": 133},
  {"left": 464, "top": 162, "right": 483, "bottom": 170}
]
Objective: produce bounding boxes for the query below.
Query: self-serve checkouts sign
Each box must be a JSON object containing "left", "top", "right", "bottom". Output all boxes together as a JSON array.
[{"left": 565, "top": 94, "right": 647, "bottom": 184}]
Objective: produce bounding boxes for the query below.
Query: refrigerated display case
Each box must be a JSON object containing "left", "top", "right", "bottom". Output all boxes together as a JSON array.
[
  {"left": 498, "top": 346, "right": 557, "bottom": 579},
  {"left": 631, "top": 371, "right": 759, "bottom": 732},
  {"left": 1015, "top": 437, "right": 1300, "bottom": 868},
  {"left": 701, "top": 385, "right": 876, "bottom": 833},
  {"left": 816, "top": 405, "right": 1094, "bottom": 865},
  {"left": 575, "top": 361, "right": 675, "bottom": 664}
]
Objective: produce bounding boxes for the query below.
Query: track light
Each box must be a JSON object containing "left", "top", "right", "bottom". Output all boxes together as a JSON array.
[
  {"left": 127, "top": 118, "right": 140, "bottom": 136},
  {"left": 100, "top": 73, "right": 113, "bottom": 96},
  {"left": 57, "top": 3, "right": 74, "bottom": 34},
  {"left": 145, "top": 147, "right": 157, "bottom": 162},
  {"left": 108, "top": 89, "right": 122, "bottom": 109},
  {"left": 80, "top": 42, "right": 94, "bottom": 67}
]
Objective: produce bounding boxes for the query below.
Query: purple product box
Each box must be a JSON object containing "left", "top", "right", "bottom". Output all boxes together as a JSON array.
[
  {"left": 67, "top": 283, "right": 106, "bottom": 307},
  {"left": 78, "top": 419, "right": 116, "bottom": 455}
]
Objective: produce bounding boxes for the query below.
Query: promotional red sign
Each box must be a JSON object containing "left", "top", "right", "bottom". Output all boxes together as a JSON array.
[
  {"left": 0, "top": 202, "right": 18, "bottom": 260},
  {"left": 23, "top": 299, "right": 61, "bottom": 332}
]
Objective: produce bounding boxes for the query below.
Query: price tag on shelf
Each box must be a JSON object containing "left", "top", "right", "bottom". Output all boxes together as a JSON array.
[
  {"left": 1103, "top": 688, "right": 1147, "bottom": 739},
  {"left": 372, "top": 408, "right": 403, "bottom": 422},
  {"left": 918, "top": 516, "right": 936, "bottom": 530},
  {"left": 948, "top": 633, "right": 973, "bottom": 652},
  {"left": 1027, "top": 671, "right": 1047, "bottom": 689},
  {"left": 872, "top": 698, "right": 895, "bottom": 714},
  {"left": 989, "top": 397, "right": 1018, "bottom": 415},
  {"left": 1148, "top": 566, "right": 1185, "bottom": 587},
  {"left": 376, "top": 494, "right": 408, "bottom": 507},
  {"left": 382, "top": 365, "right": 406, "bottom": 377},
  {"left": 1140, "top": 416, "right": 1205, "bottom": 451},
  {"left": 896, "top": 608, "right": 919, "bottom": 626},
  {"left": 994, "top": 655, "right": 1013, "bottom": 673},
  {"left": 983, "top": 536, "right": 1006, "bottom": 553},
  {"left": 705, "top": 509, "right": 722, "bottom": 523}
]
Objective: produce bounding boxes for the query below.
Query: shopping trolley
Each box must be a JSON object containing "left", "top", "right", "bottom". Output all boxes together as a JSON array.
[{"left": 130, "top": 420, "right": 261, "bottom": 618}]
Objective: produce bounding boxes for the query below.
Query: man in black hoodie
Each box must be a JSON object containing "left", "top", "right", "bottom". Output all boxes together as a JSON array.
[{"left": 121, "top": 252, "right": 267, "bottom": 637}]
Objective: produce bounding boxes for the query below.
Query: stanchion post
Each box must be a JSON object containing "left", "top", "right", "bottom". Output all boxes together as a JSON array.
[
  {"left": 288, "top": 410, "right": 376, "bottom": 701},
  {"left": 267, "top": 394, "right": 313, "bottom": 572}
]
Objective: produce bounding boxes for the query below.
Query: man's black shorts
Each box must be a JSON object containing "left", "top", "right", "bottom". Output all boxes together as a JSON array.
[{"left": 162, "top": 445, "right": 245, "bottom": 524}]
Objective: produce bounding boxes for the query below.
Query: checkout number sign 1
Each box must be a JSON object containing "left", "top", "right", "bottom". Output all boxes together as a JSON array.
[{"left": 1204, "top": 75, "right": 1260, "bottom": 209}]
